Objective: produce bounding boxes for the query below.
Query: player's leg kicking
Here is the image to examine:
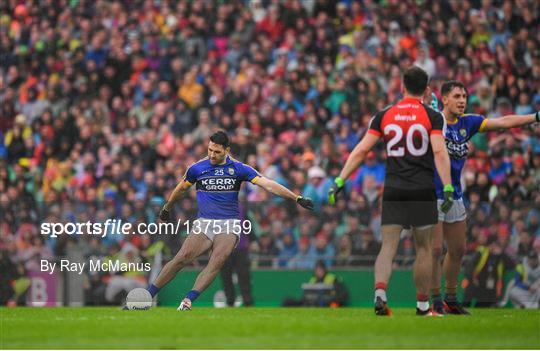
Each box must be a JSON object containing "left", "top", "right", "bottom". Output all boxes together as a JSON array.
[
  {"left": 148, "top": 218, "right": 240, "bottom": 311},
  {"left": 147, "top": 232, "right": 212, "bottom": 299},
  {"left": 178, "top": 233, "right": 237, "bottom": 310}
]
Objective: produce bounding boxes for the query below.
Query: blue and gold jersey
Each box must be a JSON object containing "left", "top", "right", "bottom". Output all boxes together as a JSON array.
[
  {"left": 434, "top": 113, "right": 488, "bottom": 200},
  {"left": 184, "top": 156, "right": 260, "bottom": 219}
]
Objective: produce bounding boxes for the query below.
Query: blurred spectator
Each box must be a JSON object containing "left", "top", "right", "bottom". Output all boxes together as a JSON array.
[
  {"left": 278, "top": 234, "right": 298, "bottom": 268},
  {"left": 0, "top": 250, "right": 18, "bottom": 305},
  {"left": 303, "top": 166, "right": 333, "bottom": 207},
  {"left": 221, "top": 232, "right": 254, "bottom": 307},
  {"left": 287, "top": 235, "right": 312, "bottom": 269},
  {"left": 462, "top": 236, "right": 515, "bottom": 307},
  {"left": 335, "top": 234, "right": 353, "bottom": 266},
  {"left": 307, "top": 234, "right": 335, "bottom": 269},
  {"left": 352, "top": 151, "right": 385, "bottom": 191},
  {"left": 253, "top": 234, "right": 279, "bottom": 268},
  {"left": 352, "top": 228, "right": 381, "bottom": 266},
  {"left": 283, "top": 260, "right": 348, "bottom": 307},
  {"left": 509, "top": 251, "right": 540, "bottom": 309},
  {"left": 16, "top": 236, "right": 53, "bottom": 272},
  {"left": 103, "top": 243, "right": 147, "bottom": 304}
]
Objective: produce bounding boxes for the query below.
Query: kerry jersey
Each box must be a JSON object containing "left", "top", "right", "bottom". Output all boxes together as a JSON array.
[
  {"left": 368, "top": 97, "right": 446, "bottom": 190},
  {"left": 434, "top": 113, "right": 487, "bottom": 200},
  {"left": 184, "top": 156, "right": 260, "bottom": 219}
]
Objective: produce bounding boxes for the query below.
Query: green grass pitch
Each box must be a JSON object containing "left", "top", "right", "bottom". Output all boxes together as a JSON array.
[{"left": 1, "top": 307, "right": 539, "bottom": 349}]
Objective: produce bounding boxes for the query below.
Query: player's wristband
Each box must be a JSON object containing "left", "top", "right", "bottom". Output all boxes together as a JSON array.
[
  {"left": 535, "top": 111, "right": 539, "bottom": 123},
  {"left": 335, "top": 177, "right": 345, "bottom": 188},
  {"left": 443, "top": 184, "right": 455, "bottom": 193}
]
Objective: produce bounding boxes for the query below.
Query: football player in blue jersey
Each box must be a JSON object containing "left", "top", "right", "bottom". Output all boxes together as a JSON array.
[
  {"left": 146, "top": 131, "right": 314, "bottom": 310},
  {"left": 431, "top": 80, "right": 539, "bottom": 314}
]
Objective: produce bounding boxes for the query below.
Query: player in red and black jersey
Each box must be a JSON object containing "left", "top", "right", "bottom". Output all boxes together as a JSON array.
[{"left": 328, "top": 66, "right": 454, "bottom": 316}]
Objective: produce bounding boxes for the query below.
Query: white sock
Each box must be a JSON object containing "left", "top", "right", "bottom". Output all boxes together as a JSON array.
[
  {"left": 417, "top": 301, "right": 429, "bottom": 311},
  {"left": 374, "top": 289, "right": 387, "bottom": 302}
]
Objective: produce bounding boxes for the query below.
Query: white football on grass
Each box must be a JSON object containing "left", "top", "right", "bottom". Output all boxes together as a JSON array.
[{"left": 126, "top": 288, "right": 152, "bottom": 310}]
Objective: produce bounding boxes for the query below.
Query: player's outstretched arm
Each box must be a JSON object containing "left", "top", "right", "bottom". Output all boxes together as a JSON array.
[
  {"left": 328, "top": 133, "right": 379, "bottom": 205},
  {"left": 159, "top": 180, "right": 193, "bottom": 221},
  {"left": 255, "top": 177, "right": 314, "bottom": 210},
  {"left": 482, "top": 111, "right": 539, "bottom": 131}
]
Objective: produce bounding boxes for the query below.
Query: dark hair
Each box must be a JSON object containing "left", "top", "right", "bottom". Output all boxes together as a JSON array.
[
  {"left": 315, "top": 260, "right": 327, "bottom": 271},
  {"left": 486, "top": 235, "right": 499, "bottom": 246},
  {"left": 441, "top": 80, "right": 466, "bottom": 96},
  {"left": 210, "top": 130, "right": 230, "bottom": 148},
  {"left": 403, "top": 66, "right": 429, "bottom": 96}
]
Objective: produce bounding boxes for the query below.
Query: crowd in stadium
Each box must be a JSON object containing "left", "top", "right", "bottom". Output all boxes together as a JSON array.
[{"left": 0, "top": 0, "right": 539, "bottom": 304}]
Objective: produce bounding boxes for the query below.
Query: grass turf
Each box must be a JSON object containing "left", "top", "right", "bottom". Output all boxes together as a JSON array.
[{"left": 1, "top": 307, "right": 539, "bottom": 349}]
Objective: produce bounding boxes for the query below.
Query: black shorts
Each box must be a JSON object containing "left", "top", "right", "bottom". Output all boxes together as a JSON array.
[{"left": 381, "top": 187, "right": 438, "bottom": 227}]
